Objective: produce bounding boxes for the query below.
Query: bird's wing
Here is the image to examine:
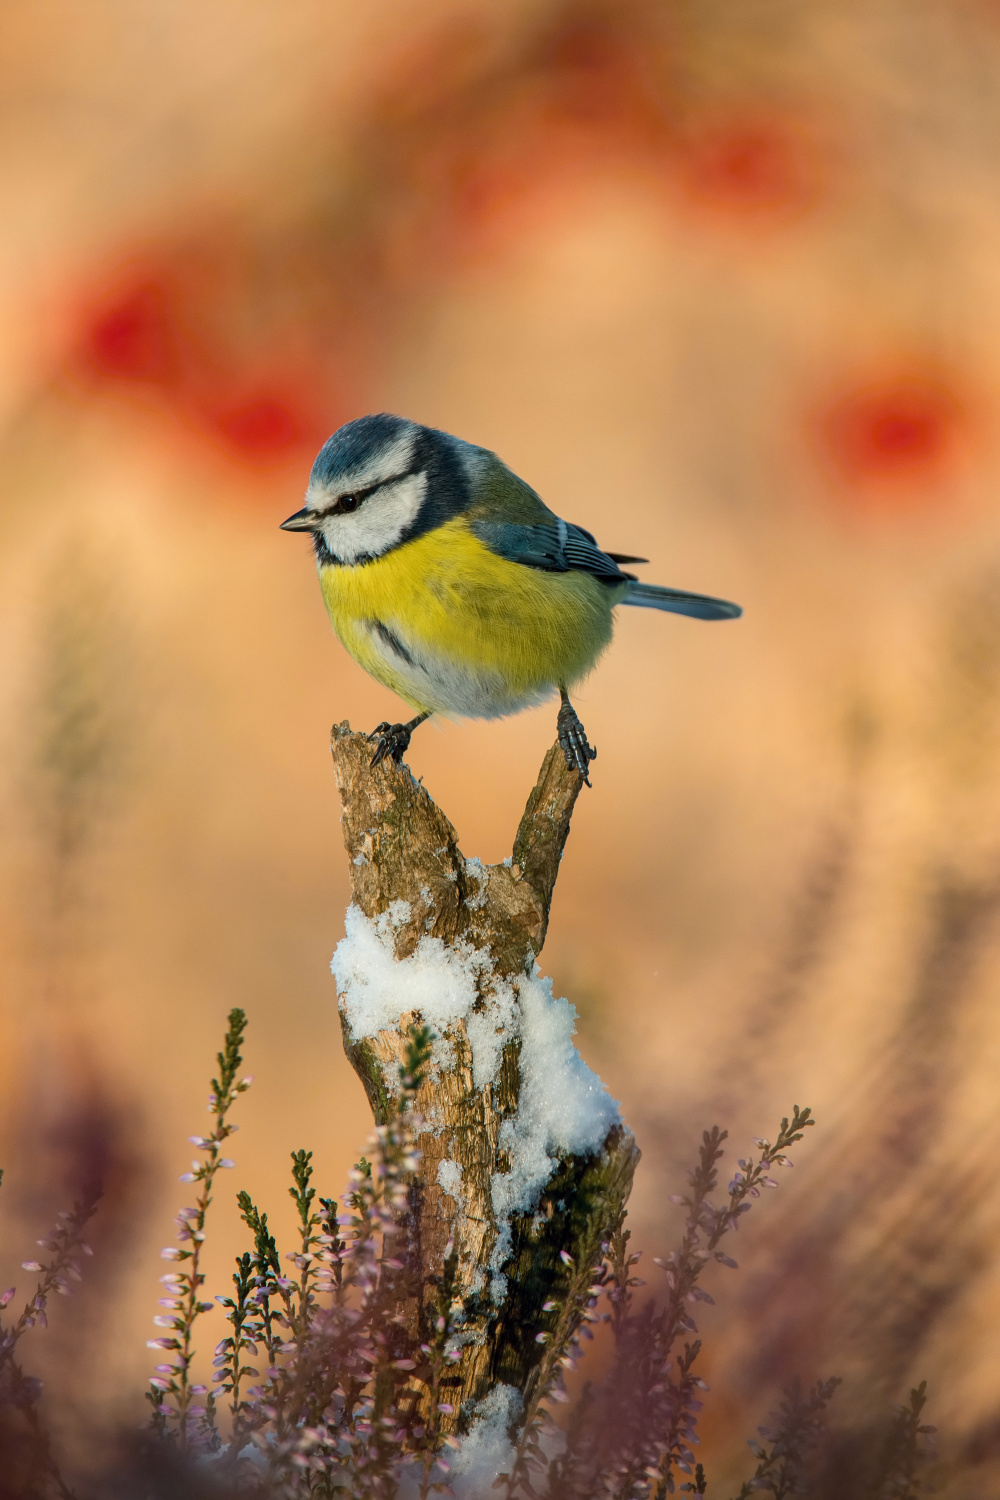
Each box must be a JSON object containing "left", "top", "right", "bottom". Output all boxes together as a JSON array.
[
  {"left": 471, "top": 518, "right": 742, "bottom": 618},
  {"left": 471, "top": 519, "right": 637, "bottom": 583}
]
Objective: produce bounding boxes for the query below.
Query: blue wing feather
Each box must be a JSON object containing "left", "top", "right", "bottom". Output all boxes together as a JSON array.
[
  {"left": 471, "top": 520, "right": 635, "bottom": 582},
  {"left": 471, "top": 518, "right": 742, "bottom": 618}
]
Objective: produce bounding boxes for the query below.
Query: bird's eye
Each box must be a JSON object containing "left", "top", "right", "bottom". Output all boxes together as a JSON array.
[{"left": 339, "top": 494, "right": 359, "bottom": 513}]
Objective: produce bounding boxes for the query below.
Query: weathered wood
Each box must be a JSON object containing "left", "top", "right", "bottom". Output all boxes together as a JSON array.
[{"left": 330, "top": 722, "right": 639, "bottom": 1425}]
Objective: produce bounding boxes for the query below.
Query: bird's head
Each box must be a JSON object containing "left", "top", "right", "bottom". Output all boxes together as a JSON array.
[{"left": 281, "top": 413, "right": 473, "bottom": 565}]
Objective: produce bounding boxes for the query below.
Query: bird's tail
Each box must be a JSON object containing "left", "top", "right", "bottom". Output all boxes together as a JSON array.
[{"left": 621, "top": 581, "right": 742, "bottom": 620}]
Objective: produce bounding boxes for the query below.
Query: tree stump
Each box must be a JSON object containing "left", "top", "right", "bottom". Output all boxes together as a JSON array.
[{"left": 329, "top": 722, "right": 639, "bottom": 1426}]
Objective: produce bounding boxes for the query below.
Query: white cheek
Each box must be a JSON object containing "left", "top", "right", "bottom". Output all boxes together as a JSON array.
[{"left": 319, "top": 473, "right": 427, "bottom": 563}]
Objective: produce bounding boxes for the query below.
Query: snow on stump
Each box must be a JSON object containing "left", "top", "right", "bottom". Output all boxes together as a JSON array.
[{"left": 330, "top": 721, "right": 639, "bottom": 1426}]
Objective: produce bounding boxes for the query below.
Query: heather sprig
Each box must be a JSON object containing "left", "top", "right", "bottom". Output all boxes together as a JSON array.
[
  {"left": 236, "top": 1191, "right": 285, "bottom": 1372},
  {"left": 214, "top": 1251, "right": 257, "bottom": 1429},
  {"left": 145, "top": 1006, "right": 252, "bottom": 1450},
  {"left": 538, "top": 1215, "right": 644, "bottom": 1497},
  {"left": 230, "top": 1023, "right": 428, "bottom": 1495},
  {"left": 538, "top": 1109, "right": 815, "bottom": 1500},
  {"left": 649, "top": 1107, "right": 815, "bottom": 1496},
  {"left": 679, "top": 1463, "right": 706, "bottom": 1495},
  {"left": 414, "top": 1240, "right": 463, "bottom": 1499},
  {"left": 3, "top": 1194, "right": 98, "bottom": 1362},
  {"left": 288, "top": 1150, "right": 320, "bottom": 1338},
  {"left": 869, "top": 1381, "right": 936, "bottom": 1500},
  {"left": 500, "top": 1240, "right": 614, "bottom": 1499},
  {"left": 606, "top": 1214, "right": 644, "bottom": 1339},
  {"left": 731, "top": 1376, "right": 841, "bottom": 1499},
  {"left": 0, "top": 1185, "right": 98, "bottom": 1500}
]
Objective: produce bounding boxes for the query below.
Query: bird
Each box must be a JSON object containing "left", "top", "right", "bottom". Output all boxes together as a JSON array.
[{"left": 280, "top": 413, "right": 741, "bottom": 784}]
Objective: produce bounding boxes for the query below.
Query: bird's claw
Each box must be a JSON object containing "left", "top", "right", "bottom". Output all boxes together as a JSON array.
[
  {"left": 556, "top": 701, "right": 596, "bottom": 787},
  {"left": 368, "top": 721, "right": 412, "bottom": 768}
]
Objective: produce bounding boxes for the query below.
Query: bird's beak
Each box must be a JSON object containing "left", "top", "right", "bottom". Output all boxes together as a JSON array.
[{"left": 279, "top": 507, "right": 319, "bottom": 532}]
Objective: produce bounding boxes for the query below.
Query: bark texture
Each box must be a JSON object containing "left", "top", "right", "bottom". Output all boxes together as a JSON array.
[{"left": 330, "top": 722, "right": 639, "bottom": 1422}]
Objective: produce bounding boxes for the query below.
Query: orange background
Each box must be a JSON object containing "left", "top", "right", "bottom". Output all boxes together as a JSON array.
[{"left": 3, "top": 1, "right": 1000, "bottom": 1490}]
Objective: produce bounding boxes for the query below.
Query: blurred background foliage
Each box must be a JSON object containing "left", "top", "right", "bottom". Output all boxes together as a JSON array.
[{"left": 3, "top": 0, "right": 1000, "bottom": 1490}]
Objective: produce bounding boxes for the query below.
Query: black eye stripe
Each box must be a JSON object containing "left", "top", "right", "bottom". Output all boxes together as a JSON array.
[{"left": 319, "top": 463, "right": 423, "bottom": 518}]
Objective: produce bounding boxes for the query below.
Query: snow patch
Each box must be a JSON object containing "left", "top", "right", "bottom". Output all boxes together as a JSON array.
[
  {"left": 450, "top": 1384, "right": 522, "bottom": 1495},
  {"left": 465, "top": 982, "right": 519, "bottom": 1090},
  {"left": 437, "top": 1158, "right": 463, "bottom": 1201},
  {"left": 491, "top": 973, "right": 619, "bottom": 1220},
  {"left": 332, "top": 903, "right": 490, "bottom": 1041},
  {"left": 331, "top": 907, "right": 621, "bottom": 1299}
]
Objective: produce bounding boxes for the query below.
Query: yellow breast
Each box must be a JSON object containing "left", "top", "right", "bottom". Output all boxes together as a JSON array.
[{"left": 318, "top": 516, "right": 622, "bottom": 718}]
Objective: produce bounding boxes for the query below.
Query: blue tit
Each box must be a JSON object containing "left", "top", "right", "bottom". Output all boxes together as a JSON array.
[{"left": 281, "top": 413, "right": 741, "bottom": 784}]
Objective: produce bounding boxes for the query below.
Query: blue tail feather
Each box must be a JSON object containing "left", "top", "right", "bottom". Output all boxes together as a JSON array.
[{"left": 622, "top": 582, "right": 742, "bottom": 620}]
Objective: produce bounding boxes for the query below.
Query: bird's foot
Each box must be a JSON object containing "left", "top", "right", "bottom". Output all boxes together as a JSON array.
[
  {"left": 368, "top": 712, "right": 430, "bottom": 769},
  {"left": 556, "top": 698, "right": 596, "bottom": 786},
  {"left": 368, "top": 721, "right": 414, "bottom": 768}
]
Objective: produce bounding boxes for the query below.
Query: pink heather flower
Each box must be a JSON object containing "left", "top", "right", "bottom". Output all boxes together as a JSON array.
[
  {"left": 0, "top": 1288, "right": 15, "bottom": 1307},
  {"left": 21, "top": 1262, "right": 42, "bottom": 1272},
  {"left": 160, "top": 1249, "right": 181, "bottom": 1260}
]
